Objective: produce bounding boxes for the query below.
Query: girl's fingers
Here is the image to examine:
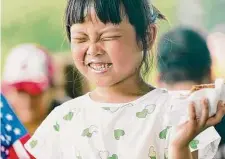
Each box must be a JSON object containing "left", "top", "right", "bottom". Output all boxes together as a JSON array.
[
  {"left": 188, "top": 102, "right": 197, "bottom": 125},
  {"left": 206, "top": 101, "right": 225, "bottom": 127},
  {"left": 198, "top": 98, "right": 209, "bottom": 129}
]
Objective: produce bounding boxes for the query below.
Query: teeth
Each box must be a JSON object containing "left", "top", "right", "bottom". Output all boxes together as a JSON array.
[{"left": 89, "top": 63, "right": 112, "bottom": 71}]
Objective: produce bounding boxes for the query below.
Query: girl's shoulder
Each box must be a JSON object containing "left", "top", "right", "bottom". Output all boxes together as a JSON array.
[
  {"left": 24, "top": 94, "right": 91, "bottom": 157},
  {"left": 53, "top": 93, "right": 90, "bottom": 114},
  {"left": 135, "top": 88, "right": 171, "bottom": 112},
  {"left": 143, "top": 88, "right": 170, "bottom": 103}
]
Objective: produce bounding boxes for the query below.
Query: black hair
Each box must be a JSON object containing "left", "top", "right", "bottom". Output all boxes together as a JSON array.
[
  {"left": 157, "top": 27, "right": 212, "bottom": 84},
  {"left": 65, "top": 0, "right": 165, "bottom": 77}
]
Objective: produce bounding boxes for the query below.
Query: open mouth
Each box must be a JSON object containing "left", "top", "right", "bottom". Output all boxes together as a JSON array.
[{"left": 88, "top": 63, "right": 112, "bottom": 73}]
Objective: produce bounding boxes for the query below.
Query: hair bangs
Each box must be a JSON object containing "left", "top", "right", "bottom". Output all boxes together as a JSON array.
[{"left": 66, "top": 0, "right": 128, "bottom": 40}]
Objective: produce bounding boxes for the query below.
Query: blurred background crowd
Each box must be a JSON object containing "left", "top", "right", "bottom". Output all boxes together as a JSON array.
[{"left": 1, "top": 0, "right": 225, "bottom": 158}]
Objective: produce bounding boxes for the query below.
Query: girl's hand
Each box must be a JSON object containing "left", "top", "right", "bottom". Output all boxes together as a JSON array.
[{"left": 170, "top": 99, "right": 225, "bottom": 149}]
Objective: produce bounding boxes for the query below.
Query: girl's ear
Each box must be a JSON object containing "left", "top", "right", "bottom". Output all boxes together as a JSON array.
[{"left": 147, "top": 24, "right": 157, "bottom": 50}]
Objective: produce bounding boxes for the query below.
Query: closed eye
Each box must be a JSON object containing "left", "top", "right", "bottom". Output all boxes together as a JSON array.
[
  {"left": 100, "top": 36, "right": 121, "bottom": 41},
  {"left": 71, "top": 37, "right": 88, "bottom": 43}
]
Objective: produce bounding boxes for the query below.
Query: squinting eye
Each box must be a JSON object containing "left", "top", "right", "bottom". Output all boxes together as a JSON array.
[
  {"left": 71, "top": 38, "right": 88, "bottom": 43},
  {"left": 101, "top": 36, "right": 121, "bottom": 41}
]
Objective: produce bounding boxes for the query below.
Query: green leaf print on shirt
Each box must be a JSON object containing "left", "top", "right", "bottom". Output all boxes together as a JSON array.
[
  {"left": 189, "top": 139, "right": 199, "bottom": 149},
  {"left": 99, "top": 151, "right": 118, "bottom": 159},
  {"left": 159, "top": 126, "right": 171, "bottom": 139},
  {"left": 29, "top": 139, "right": 38, "bottom": 148},
  {"left": 76, "top": 151, "right": 82, "bottom": 159},
  {"left": 148, "top": 146, "right": 156, "bottom": 159},
  {"left": 108, "top": 154, "right": 118, "bottom": 159},
  {"left": 164, "top": 148, "right": 168, "bottom": 159},
  {"left": 63, "top": 111, "right": 74, "bottom": 121},
  {"left": 82, "top": 128, "right": 92, "bottom": 138},
  {"left": 53, "top": 122, "right": 60, "bottom": 132},
  {"left": 114, "top": 129, "right": 125, "bottom": 140},
  {"left": 136, "top": 109, "right": 149, "bottom": 118},
  {"left": 76, "top": 156, "right": 82, "bottom": 159},
  {"left": 82, "top": 126, "right": 98, "bottom": 138},
  {"left": 136, "top": 104, "right": 156, "bottom": 118},
  {"left": 102, "top": 107, "right": 111, "bottom": 111},
  {"left": 102, "top": 107, "right": 120, "bottom": 113}
]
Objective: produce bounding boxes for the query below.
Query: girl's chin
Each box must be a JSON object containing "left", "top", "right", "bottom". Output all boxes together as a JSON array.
[
  {"left": 95, "top": 81, "right": 114, "bottom": 87},
  {"left": 92, "top": 78, "right": 119, "bottom": 88}
]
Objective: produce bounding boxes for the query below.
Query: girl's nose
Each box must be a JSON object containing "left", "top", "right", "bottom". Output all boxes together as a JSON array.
[{"left": 86, "top": 43, "right": 103, "bottom": 56}]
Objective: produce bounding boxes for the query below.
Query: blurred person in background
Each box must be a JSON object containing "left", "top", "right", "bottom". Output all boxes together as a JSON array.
[
  {"left": 207, "top": 24, "right": 225, "bottom": 79},
  {"left": 156, "top": 26, "right": 225, "bottom": 158},
  {"left": 2, "top": 44, "right": 54, "bottom": 135},
  {"left": 157, "top": 27, "right": 213, "bottom": 89}
]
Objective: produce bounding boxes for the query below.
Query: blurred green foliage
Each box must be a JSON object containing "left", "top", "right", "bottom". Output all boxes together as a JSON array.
[
  {"left": 1, "top": 0, "right": 178, "bottom": 78},
  {"left": 2, "top": 0, "right": 69, "bottom": 69},
  {"left": 154, "top": 0, "right": 178, "bottom": 35},
  {"left": 202, "top": 0, "right": 225, "bottom": 30},
  {"left": 2, "top": 0, "right": 177, "bottom": 53}
]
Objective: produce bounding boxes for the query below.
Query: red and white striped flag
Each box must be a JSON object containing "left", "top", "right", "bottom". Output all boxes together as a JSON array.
[{"left": 1, "top": 94, "right": 35, "bottom": 159}]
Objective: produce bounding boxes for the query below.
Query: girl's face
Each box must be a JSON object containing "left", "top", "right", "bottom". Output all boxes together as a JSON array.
[{"left": 70, "top": 10, "right": 143, "bottom": 87}]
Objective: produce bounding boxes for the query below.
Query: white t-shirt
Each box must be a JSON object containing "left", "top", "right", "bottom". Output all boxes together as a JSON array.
[{"left": 25, "top": 88, "right": 220, "bottom": 159}]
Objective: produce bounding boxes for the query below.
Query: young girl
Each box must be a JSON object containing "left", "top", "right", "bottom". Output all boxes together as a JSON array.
[{"left": 25, "top": 0, "right": 225, "bottom": 158}]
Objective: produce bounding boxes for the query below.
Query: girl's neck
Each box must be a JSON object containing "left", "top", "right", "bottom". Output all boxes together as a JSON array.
[{"left": 91, "top": 74, "right": 154, "bottom": 103}]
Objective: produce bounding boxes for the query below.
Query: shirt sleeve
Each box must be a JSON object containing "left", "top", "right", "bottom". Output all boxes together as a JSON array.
[
  {"left": 24, "top": 107, "right": 62, "bottom": 159},
  {"left": 194, "top": 127, "right": 221, "bottom": 159}
]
